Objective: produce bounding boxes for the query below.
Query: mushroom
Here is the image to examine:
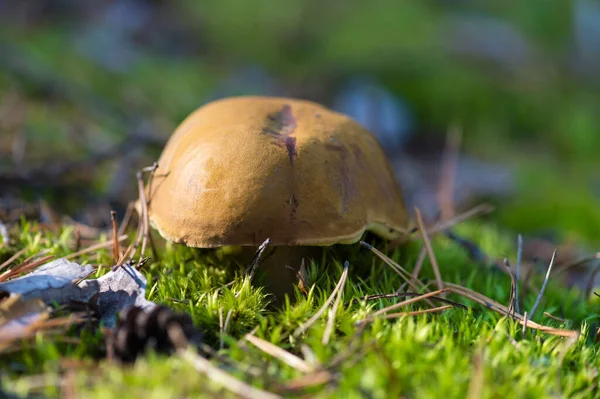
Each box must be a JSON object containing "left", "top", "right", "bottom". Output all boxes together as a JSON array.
[{"left": 145, "top": 96, "right": 409, "bottom": 298}]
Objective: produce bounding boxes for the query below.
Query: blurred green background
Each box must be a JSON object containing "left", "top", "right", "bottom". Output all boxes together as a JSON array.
[{"left": 1, "top": 0, "right": 599, "bottom": 243}]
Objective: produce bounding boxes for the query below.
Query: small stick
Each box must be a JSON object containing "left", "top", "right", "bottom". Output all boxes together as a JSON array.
[
  {"left": 522, "top": 311, "right": 528, "bottom": 337},
  {"left": 414, "top": 207, "right": 445, "bottom": 296},
  {"left": 110, "top": 210, "right": 119, "bottom": 264},
  {"left": 515, "top": 234, "right": 523, "bottom": 314},
  {"left": 294, "top": 261, "right": 349, "bottom": 338},
  {"left": 529, "top": 249, "right": 557, "bottom": 319}
]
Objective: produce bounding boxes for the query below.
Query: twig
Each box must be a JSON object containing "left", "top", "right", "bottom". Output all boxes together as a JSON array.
[
  {"left": 180, "top": 348, "right": 282, "bottom": 399},
  {"left": 245, "top": 334, "right": 316, "bottom": 374},
  {"left": 322, "top": 264, "right": 348, "bottom": 345},
  {"left": 515, "top": 234, "right": 523, "bottom": 314},
  {"left": 415, "top": 207, "right": 445, "bottom": 296},
  {"left": 529, "top": 249, "right": 557, "bottom": 319},
  {"left": 293, "top": 261, "right": 349, "bottom": 338}
]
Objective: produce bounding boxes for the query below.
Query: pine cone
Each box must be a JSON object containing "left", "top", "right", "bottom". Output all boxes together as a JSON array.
[{"left": 111, "top": 305, "right": 203, "bottom": 363}]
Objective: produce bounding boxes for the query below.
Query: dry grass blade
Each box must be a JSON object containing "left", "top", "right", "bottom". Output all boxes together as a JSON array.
[
  {"left": 425, "top": 203, "right": 495, "bottom": 237},
  {"left": 0, "top": 248, "right": 27, "bottom": 272},
  {"left": 361, "top": 292, "right": 469, "bottom": 310},
  {"left": 322, "top": 264, "right": 348, "bottom": 345},
  {"left": 445, "top": 282, "right": 577, "bottom": 338},
  {"left": 529, "top": 249, "right": 557, "bottom": 319},
  {"left": 373, "top": 288, "right": 449, "bottom": 317},
  {"left": 117, "top": 202, "right": 135, "bottom": 236},
  {"left": 502, "top": 258, "right": 516, "bottom": 316},
  {"left": 66, "top": 235, "right": 128, "bottom": 260},
  {"left": 293, "top": 261, "right": 349, "bottom": 338},
  {"left": 0, "top": 254, "right": 55, "bottom": 282},
  {"left": 180, "top": 348, "right": 282, "bottom": 399},
  {"left": 543, "top": 312, "right": 567, "bottom": 323},
  {"left": 245, "top": 334, "right": 315, "bottom": 374},
  {"left": 359, "top": 305, "right": 453, "bottom": 324},
  {"left": 414, "top": 207, "right": 445, "bottom": 296},
  {"left": 410, "top": 246, "right": 427, "bottom": 286},
  {"left": 136, "top": 171, "right": 151, "bottom": 262},
  {"left": 360, "top": 242, "right": 428, "bottom": 292}
]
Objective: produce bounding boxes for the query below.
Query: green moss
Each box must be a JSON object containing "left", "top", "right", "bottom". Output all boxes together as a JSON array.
[{"left": 1, "top": 221, "right": 598, "bottom": 398}]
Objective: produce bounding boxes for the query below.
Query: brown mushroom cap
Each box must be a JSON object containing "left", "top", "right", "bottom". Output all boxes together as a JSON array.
[{"left": 146, "top": 96, "right": 409, "bottom": 247}]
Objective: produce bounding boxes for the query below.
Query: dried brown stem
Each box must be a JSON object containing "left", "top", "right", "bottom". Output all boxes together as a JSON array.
[{"left": 415, "top": 207, "right": 445, "bottom": 296}]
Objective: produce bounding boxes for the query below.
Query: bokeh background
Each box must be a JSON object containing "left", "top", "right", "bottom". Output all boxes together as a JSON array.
[{"left": 1, "top": 0, "right": 600, "bottom": 245}]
